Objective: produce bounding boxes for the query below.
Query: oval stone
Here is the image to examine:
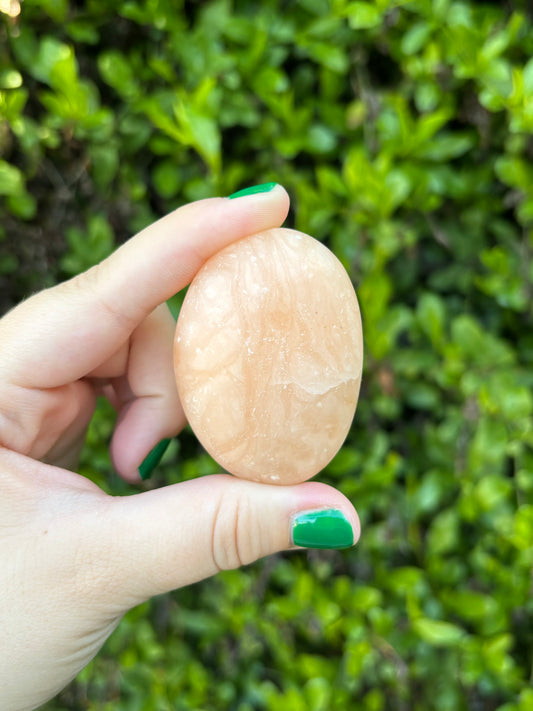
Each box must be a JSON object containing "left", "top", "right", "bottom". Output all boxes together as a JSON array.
[{"left": 174, "top": 228, "right": 363, "bottom": 484}]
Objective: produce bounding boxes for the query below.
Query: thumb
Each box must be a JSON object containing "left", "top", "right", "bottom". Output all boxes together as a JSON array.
[{"left": 103, "top": 476, "right": 360, "bottom": 611}]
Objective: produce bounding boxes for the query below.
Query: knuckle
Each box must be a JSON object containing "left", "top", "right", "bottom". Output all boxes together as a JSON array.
[
  {"left": 66, "top": 262, "right": 101, "bottom": 299},
  {"left": 211, "top": 493, "right": 259, "bottom": 572},
  {"left": 69, "top": 263, "right": 139, "bottom": 331}
]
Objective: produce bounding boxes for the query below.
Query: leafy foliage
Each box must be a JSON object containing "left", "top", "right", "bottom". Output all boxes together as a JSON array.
[{"left": 1, "top": 0, "right": 533, "bottom": 709}]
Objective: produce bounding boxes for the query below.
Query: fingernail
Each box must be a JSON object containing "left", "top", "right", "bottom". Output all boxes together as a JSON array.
[
  {"left": 292, "top": 509, "right": 354, "bottom": 550},
  {"left": 139, "top": 438, "right": 171, "bottom": 481},
  {"left": 227, "top": 182, "right": 277, "bottom": 199}
]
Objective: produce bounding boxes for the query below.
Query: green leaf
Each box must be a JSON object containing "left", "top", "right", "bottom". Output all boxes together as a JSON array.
[
  {"left": 304, "top": 677, "right": 331, "bottom": 711},
  {"left": 427, "top": 509, "right": 459, "bottom": 555},
  {"left": 0, "top": 86, "right": 28, "bottom": 120},
  {"left": 7, "top": 191, "right": 36, "bottom": 219},
  {"left": 33, "top": 37, "right": 77, "bottom": 90},
  {"left": 387, "top": 567, "right": 426, "bottom": 596},
  {"left": 31, "top": 0, "right": 68, "bottom": 22},
  {"left": 303, "top": 42, "right": 348, "bottom": 73},
  {"left": 61, "top": 215, "right": 114, "bottom": 276},
  {"left": 306, "top": 124, "right": 337, "bottom": 154},
  {"left": 401, "top": 22, "right": 432, "bottom": 55},
  {"left": 98, "top": 50, "right": 139, "bottom": 99},
  {"left": 351, "top": 586, "right": 383, "bottom": 612},
  {"left": 174, "top": 99, "right": 221, "bottom": 174},
  {"left": 0, "top": 160, "right": 24, "bottom": 196},
  {"left": 522, "top": 57, "right": 533, "bottom": 95},
  {"left": 385, "top": 169, "right": 412, "bottom": 210},
  {"left": 469, "top": 418, "right": 509, "bottom": 469},
  {"left": 89, "top": 143, "right": 119, "bottom": 188},
  {"left": 412, "top": 618, "right": 466, "bottom": 647},
  {"left": 417, "top": 292, "right": 446, "bottom": 347},
  {"left": 511, "top": 505, "right": 533, "bottom": 550},
  {"left": 152, "top": 159, "right": 183, "bottom": 199},
  {"left": 442, "top": 589, "right": 501, "bottom": 623},
  {"left": 495, "top": 156, "right": 533, "bottom": 190},
  {"left": 65, "top": 20, "right": 100, "bottom": 44},
  {"left": 0, "top": 69, "right": 23, "bottom": 89},
  {"left": 414, "top": 133, "right": 475, "bottom": 161},
  {"left": 346, "top": 2, "right": 383, "bottom": 30}
]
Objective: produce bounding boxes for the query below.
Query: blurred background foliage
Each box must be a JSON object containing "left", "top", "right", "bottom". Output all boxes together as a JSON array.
[{"left": 1, "top": 0, "right": 533, "bottom": 709}]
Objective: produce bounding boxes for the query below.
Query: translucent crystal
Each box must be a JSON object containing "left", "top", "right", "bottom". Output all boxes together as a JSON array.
[{"left": 174, "top": 228, "right": 363, "bottom": 484}]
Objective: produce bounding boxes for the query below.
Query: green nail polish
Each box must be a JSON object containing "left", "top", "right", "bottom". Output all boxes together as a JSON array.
[
  {"left": 139, "top": 438, "right": 171, "bottom": 480},
  {"left": 228, "top": 182, "right": 277, "bottom": 199},
  {"left": 292, "top": 509, "right": 354, "bottom": 550}
]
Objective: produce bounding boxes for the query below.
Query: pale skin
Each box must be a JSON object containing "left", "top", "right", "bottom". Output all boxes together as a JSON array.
[{"left": 0, "top": 186, "right": 360, "bottom": 711}]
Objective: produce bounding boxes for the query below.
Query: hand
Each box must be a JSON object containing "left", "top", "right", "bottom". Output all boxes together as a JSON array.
[{"left": 0, "top": 186, "right": 360, "bottom": 711}]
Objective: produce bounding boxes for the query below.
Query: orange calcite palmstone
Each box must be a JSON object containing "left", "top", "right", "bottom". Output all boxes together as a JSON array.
[{"left": 174, "top": 228, "right": 363, "bottom": 485}]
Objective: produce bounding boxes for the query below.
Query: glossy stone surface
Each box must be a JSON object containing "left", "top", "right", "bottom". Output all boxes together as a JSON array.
[{"left": 174, "top": 228, "right": 363, "bottom": 485}]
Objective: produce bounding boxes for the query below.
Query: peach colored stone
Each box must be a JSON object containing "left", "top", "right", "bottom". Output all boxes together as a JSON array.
[{"left": 174, "top": 227, "right": 363, "bottom": 485}]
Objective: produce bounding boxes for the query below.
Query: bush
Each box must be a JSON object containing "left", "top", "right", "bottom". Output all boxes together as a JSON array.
[{"left": 1, "top": 0, "right": 533, "bottom": 709}]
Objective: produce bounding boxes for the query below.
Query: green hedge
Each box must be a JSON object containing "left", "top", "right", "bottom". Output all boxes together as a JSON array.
[{"left": 2, "top": 0, "right": 533, "bottom": 709}]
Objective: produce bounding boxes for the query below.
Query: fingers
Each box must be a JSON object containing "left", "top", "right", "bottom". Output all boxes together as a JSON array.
[
  {"left": 0, "top": 186, "right": 290, "bottom": 388},
  {"left": 97, "top": 476, "right": 360, "bottom": 611},
  {"left": 106, "top": 304, "right": 185, "bottom": 482}
]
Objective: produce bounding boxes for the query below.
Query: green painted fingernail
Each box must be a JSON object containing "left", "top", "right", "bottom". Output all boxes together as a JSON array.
[
  {"left": 228, "top": 182, "right": 277, "bottom": 199},
  {"left": 139, "top": 438, "right": 171, "bottom": 480},
  {"left": 292, "top": 509, "right": 354, "bottom": 550}
]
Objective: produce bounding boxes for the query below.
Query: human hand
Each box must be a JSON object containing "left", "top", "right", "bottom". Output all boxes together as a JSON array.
[{"left": 0, "top": 185, "right": 360, "bottom": 711}]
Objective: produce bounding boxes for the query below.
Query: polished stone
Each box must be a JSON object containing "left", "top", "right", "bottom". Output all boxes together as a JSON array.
[{"left": 174, "top": 228, "right": 363, "bottom": 484}]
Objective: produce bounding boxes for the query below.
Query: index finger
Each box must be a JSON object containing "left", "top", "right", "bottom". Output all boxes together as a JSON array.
[{"left": 0, "top": 185, "right": 290, "bottom": 387}]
